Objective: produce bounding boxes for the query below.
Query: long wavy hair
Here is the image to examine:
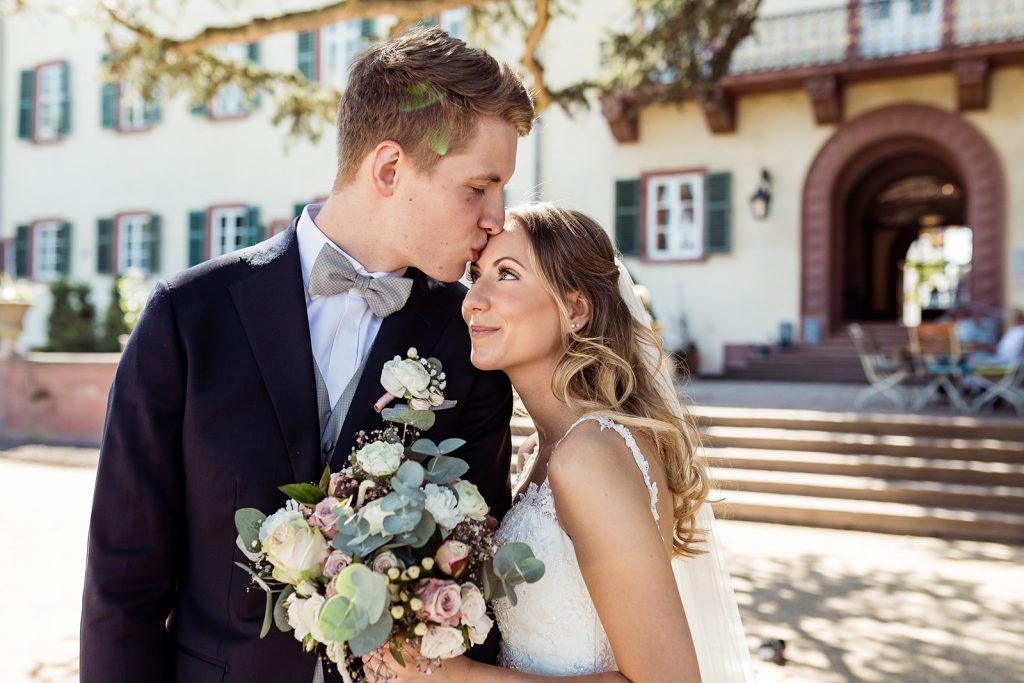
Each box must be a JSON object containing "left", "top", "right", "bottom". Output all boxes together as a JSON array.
[{"left": 506, "top": 203, "right": 711, "bottom": 557}]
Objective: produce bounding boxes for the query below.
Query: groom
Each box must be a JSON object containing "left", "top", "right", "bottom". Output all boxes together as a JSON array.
[{"left": 81, "top": 28, "right": 534, "bottom": 683}]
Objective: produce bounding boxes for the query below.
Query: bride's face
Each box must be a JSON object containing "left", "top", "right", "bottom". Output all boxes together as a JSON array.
[{"left": 462, "top": 229, "right": 564, "bottom": 373}]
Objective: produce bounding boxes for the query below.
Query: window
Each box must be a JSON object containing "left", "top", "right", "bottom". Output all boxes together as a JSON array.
[
  {"left": 33, "top": 221, "right": 63, "bottom": 281},
  {"left": 0, "top": 239, "right": 12, "bottom": 276},
  {"left": 27, "top": 63, "right": 69, "bottom": 143},
  {"left": 210, "top": 207, "right": 249, "bottom": 257},
  {"left": 118, "top": 83, "right": 149, "bottom": 130},
  {"left": 320, "top": 21, "right": 367, "bottom": 91},
  {"left": 645, "top": 173, "right": 704, "bottom": 260},
  {"left": 117, "top": 214, "right": 153, "bottom": 272},
  {"left": 440, "top": 8, "right": 469, "bottom": 40},
  {"left": 210, "top": 44, "right": 255, "bottom": 118}
]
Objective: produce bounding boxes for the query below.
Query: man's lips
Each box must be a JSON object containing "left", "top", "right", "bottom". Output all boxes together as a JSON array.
[{"left": 470, "top": 247, "right": 484, "bottom": 262}]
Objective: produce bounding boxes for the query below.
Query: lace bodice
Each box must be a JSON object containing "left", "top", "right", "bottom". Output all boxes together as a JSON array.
[{"left": 493, "top": 416, "right": 660, "bottom": 675}]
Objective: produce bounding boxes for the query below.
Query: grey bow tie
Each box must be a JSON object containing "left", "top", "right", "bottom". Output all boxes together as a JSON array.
[{"left": 307, "top": 244, "right": 413, "bottom": 318}]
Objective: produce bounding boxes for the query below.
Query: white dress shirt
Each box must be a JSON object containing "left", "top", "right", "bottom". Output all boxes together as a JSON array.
[{"left": 296, "top": 204, "right": 402, "bottom": 406}]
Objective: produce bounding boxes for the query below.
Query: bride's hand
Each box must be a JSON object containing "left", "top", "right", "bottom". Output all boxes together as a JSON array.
[{"left": 362, "top": 649, "right": 470, "bottom": 683}]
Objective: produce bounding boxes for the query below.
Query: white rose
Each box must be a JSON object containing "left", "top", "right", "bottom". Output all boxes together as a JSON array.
[
  {"left": 359, "top": 498, "right": 393, "bottom": 535},
  {"left": 452, "top": 481, "right": 489, "bottom": 521},
  {"left": 381, "top": 358, "right": 432, "bottom": 399},
  {"left": 466, "top": 614, "right": 493, "bottom": 645},
  {"left": 286, "top": 592, "right": 326, "bottom": 647},
  {"left": 262, "top": 517, "right": 329, "bottom": 585},
  {"left": 459, "top": 584, "right": 486, "bottom": 623},
  {"left": 354, "top": 440, "right": 403, "bottom": 477},
  {"left": 419, "top": 625, "right": 467, "bottom": 660},
  {"left": 258, "top": 504, "right": 303, "bottom": 544},
  {"left": 423, "top": 483, "right": 464, "bottom": 532}
]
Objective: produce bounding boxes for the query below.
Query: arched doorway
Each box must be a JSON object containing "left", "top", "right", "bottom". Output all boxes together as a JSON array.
[{"left": 801, "top": 104, "right": 1004, "bottom": 336}]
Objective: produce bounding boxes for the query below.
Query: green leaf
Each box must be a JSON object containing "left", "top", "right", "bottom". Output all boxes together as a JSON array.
[
  {"left": 235, "top": 534, "right": 262, "bottom": 562},
  {"left": 261, "top": 585, "right": 274, "bottom": 638},
  {"left": 410, "top": 439, "right": 440, "bottom": 457},
  {"left": 319, "top": 595, "right": 367, "bottom": 642},
  {"left": 437, "top": 438, "right": 466, "bottom": 455},
  {"left": 389, "top": 640, "right": 406, "bottom": 668},
  {"left": 393, "top": 460, "right": 426, "bottom": 489},
  {"left": 423, "top": 454, "right": 470, "bottom": 485},
  {"left": 274, "top": 585, "right": 295, "bottom": 632},
  {"left": 234, "top": 508, "right": 266, "bottom": 552},
  {"left": 318, "top": 465, "right": 332, "bottom": 490},
  {"left": 333, "top": 564, "right": 390, "bottom": 624},
  {"left": 278, "top": 483, "right": 326, "bottom": 505},
  {"left": 234, "top": 561, "right": 273, "bottom": 594},
  {"left": 348, "top": 611, "right": 394, "bottom": 656},
  {"left": 382, "top": 407, "right": 436, "bottom": 431}
]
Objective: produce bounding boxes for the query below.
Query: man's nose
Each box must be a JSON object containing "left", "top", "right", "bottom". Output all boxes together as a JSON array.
[{"left": 479, "top": 190, "right": 505, "bottom": 235}]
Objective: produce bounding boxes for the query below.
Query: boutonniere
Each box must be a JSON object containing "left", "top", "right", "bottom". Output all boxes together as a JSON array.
[{"left": 374, "top": 347, "right": 452, "bottom": 428}]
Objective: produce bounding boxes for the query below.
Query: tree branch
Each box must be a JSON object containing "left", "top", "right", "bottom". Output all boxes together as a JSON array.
[{"left": 521, "top": 0, "right": 551, "bottom": 112}]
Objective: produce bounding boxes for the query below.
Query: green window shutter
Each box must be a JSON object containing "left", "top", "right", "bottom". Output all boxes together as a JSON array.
[
  {"left": 59, "top": 62, "right": 71, "bottom": 136},
  {"left": 15, "top": 225, "right": 30, "bottom": 277},
  {"left": 293, "top": 201, "right": 307, "bottom": 219},
  {"left": 148, "top": 214, "right": 162, "bottom": 273},
  {"left": 705, "top": 172, "right": 732, "bottom": 254},
  {"left": 247, "top": 41, "right": 261, "bottom": 64},
  {"left": 101, "top": 82, "right": 118, "bottom": 129},
  {"left": 614, "top": 179, "right": 641, "bottom": 256},
  {"left": 245, "top": 206, "right": 262, "bottom": 247},
  {"left": 297, "top": 31, "right": 317, "bottom": 81},
  {"left": 360, "top": 19, "right": 376, "bottom": 39},
  {"left": 144, "top": 96, "right": 161, "bottom": 125},
  {"left": 97, "top": 218, "right": 114, "bottom": 274},
  {"left": 18, "top": 70, "right": 34, "bottom": 140},
  {"left": 191, "top": 100, "right": 207, "bottom": 116},
  {"left": 188, "top": 210, "right": 207, "bottom": 266},
  {"left": 57, "top": 222, "right": 72, "bottom": 276}
]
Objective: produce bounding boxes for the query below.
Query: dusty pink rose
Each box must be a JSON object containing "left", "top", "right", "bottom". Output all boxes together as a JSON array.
[
  {"left": 322, "top": 550, "right": 352, "bottom": 579},
  {"left": 434, "top": 540, "right": 471, "bottom": 579},
  {"left": 415, "top": 578, "right": 462, "bottom": 626},
  {"left": 328, "top": 472, "right": 355, "bottom": 499},
  {"left": 307, "top": 497, "right": 342, "bottom": 540}
]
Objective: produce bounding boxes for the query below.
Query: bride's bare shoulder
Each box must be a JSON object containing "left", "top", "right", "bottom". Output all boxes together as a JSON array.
[{"left": 547, "top": 419, "right": 650, "bottom": 499}]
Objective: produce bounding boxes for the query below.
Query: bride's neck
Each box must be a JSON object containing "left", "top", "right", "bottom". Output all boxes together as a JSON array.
[{"left": 507, "top": 362, "right": 580, "bottom": 450}]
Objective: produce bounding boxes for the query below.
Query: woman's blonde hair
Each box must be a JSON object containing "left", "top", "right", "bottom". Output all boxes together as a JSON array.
[{"left": 506, "top": 203, "right": 711, "bottom": 557}]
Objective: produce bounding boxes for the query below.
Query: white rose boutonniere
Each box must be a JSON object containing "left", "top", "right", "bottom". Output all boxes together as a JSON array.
[{"left": 380, "top": 348, "right": 447, "bottom": 411}]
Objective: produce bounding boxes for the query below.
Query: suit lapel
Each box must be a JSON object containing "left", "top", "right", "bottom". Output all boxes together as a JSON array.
[
  {"left": 230, "top": 226, "right": 321, "bottom": 484},
  {"left": 332, "top": 268, "right": 453, "bottom": 469}
]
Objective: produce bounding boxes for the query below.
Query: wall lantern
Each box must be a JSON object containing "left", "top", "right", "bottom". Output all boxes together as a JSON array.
[{"left": 749, "top": 168, "right": 773, "bottom": 221}]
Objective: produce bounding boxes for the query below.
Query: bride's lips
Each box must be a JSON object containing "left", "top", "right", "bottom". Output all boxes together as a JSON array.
[{"left": 470, "top": 325, "right": 499, "bottom": 339}]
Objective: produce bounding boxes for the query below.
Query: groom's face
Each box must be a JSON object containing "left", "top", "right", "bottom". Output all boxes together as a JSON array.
[{"left": 394, "top": 116, "right": 518, "bottom": 282}]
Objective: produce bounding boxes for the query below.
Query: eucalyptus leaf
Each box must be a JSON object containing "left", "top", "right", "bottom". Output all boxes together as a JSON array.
[
  {"left": 388, "top": 510, "right": 437, "bottom": 549},
  {"left": 235, "top": 534, "right": 262, "bottom": 562},
  {"left": 260, "top": 585, "right": 274, "bottom": 638},
  {"left": 334, "top": 564, "right": 390, "bottom": 624},
  {"left": 437, "top": 438, "right": 466, "bottom": 455},
  {"left": 423, "top": 454, "right": 470, "bottom": 485},
  {"left": 380, "top": 497, "right": 424, "bottom": 535},
  {"left": 274, "top": 585, "right": 295, "bottom": 632},
  {"left": 278, "top": 483, "right": 326, "bottom": 505},
  {"left": 348, "top": 611, "right": 394, "bottom": 656},
  {"left": 381, "top": 407, "right": 435, "bottom": 431},
  {"left": 425, "top": 357, "right": 443, "bottom": 375},
  {"left": 234, "top": 508, "right": 266, "bottom": 551},
  {"left": 393, "top": 460, "right": 426, "bottom": 489},
  {"left": 410, "top": 439, "right": 440, "bottom": 457},
  {"left": 493, "top": 542, "right": 546, "bottom": 585},
  {"left": 319, "top": 595, "right": 367, "bottom": 642}
]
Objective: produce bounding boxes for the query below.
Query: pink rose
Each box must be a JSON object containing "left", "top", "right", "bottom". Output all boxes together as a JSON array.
[
  {"left": 322, "top": 550, "right": 352, "bottom": 579},
  {"left": 434, "top": 540, "right": 471, "bottom": 579},
  {"left": 328, "top": 472, "right": 356, "bottom": 499},
  {"left": 307, "top": 497, "right": 342, "bottom": 540},
  {"left": 415, "top": 578, "right": 462, "bottom": 626}
]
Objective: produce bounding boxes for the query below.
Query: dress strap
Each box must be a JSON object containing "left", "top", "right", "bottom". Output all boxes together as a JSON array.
[{"left": 561, "top": 415, "right": 660, "bottom": 524}]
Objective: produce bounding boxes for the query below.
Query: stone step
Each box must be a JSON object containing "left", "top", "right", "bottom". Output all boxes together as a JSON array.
[
  {"left": 710, "top": 489, "right": 1024, "bottom": 544},
  {"left": 705, "top": 447, "right": 1024, "bottom": 487},
  {"left": 711, "top": 467, "right": 1024, "bottom": 512},
  {"left": 703, "top": 425, "right": 1024, "bottom": 463},
  {"left": 720, "top": 367, "right": 868, "bottom": 384},
  {"left": 690, "top": 405, "right": 1024, "bottom": 441}
]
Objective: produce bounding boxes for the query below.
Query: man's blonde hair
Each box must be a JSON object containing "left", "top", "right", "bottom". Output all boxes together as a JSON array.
[{"left": 335, "top": 27, "right": 534, "bottom": 185}]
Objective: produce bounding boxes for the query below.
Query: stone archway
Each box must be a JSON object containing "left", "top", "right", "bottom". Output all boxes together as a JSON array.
[{"left": 802, "top": 104, "right": 1005, "bottom": 334}]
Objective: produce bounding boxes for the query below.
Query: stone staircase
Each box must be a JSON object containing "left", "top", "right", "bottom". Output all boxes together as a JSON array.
[
  {"left": 720, "top": 321, "right": 909, "bottom": 383},
  {"left": 510, "top": 406, "right": 1024, "bottom": 544}
]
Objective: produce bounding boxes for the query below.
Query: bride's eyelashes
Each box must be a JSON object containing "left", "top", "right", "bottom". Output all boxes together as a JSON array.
[{"left": 466, "top": 266, "right": 519, "bottom": 284}]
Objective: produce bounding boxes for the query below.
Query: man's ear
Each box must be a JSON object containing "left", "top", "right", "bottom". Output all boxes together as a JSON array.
[
  {"left": 567, "top": 291, "right": 591, "bottom": 331},
  {"left": 370, "top": 141, "right": 403, "bottom": 196}
]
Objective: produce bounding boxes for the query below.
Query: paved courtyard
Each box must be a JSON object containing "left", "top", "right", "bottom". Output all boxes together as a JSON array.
[{"left": 1, "top": 453, "right": 1022, "bottom": 682}]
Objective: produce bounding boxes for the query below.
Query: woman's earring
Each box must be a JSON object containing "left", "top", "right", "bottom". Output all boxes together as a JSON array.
[{"left": 571, "top": 323, "right": 580, "bottom": 329}]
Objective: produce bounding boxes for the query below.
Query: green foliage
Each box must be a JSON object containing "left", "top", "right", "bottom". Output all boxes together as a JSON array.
[
  {"left": 99, "top": 278, "right": 131, "bottom": 351},
  {"left": 40, "top": 279, "right": 98, "bottom": 352},
  {"left": 604, "top": 0, "right": 761, "bottom": 106}
]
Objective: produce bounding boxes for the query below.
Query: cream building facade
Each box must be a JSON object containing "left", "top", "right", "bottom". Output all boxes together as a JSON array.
[{"left": 2, "top": 0, "right": 1023, "bottom": 374}]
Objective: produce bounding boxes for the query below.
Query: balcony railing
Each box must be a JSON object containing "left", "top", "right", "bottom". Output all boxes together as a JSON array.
[{"left": 729, "top": 0, "right": 1024, "bottom": 74}]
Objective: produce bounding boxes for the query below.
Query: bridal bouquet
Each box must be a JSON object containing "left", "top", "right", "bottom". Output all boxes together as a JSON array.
[{"left": 234, "top": 349, "right": 544, "bottom": 680}]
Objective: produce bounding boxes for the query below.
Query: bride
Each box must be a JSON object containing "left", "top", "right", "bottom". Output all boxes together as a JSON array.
[{"left": 371, "top": 204, "right": 753, "bottom": 682}]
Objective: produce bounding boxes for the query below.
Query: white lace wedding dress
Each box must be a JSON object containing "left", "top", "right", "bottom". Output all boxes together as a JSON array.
[{"left": 493, "top": 415, "right": 660, "bottom": 675}]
